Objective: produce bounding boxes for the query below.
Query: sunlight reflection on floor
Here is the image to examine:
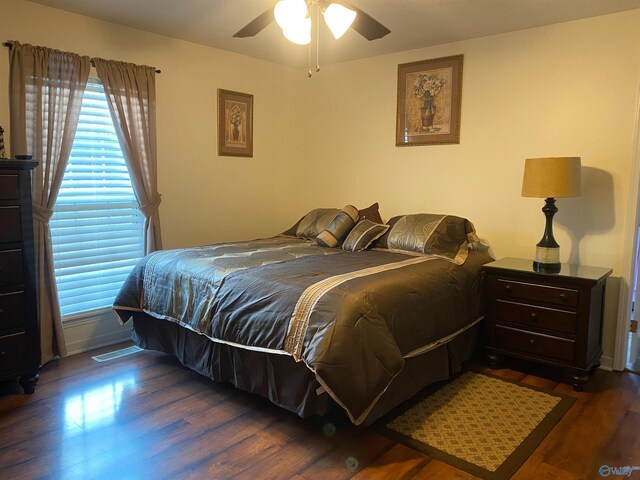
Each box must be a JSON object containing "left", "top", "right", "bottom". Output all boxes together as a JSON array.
[
  {"left": 64, "top": 374, "right": 136, "bottom": 432},
  {"left": 59, "top": 373, "right": 139, "bottom": 477}
]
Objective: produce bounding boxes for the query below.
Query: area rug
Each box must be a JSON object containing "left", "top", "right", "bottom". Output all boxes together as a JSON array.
[{"left": 380, "top": 371, "right": 575, "bottom": 480}]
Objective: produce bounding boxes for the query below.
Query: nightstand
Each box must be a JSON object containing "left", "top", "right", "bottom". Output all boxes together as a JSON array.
[{"left": 482, "top": 257, "right": 612, "bottom": 391}]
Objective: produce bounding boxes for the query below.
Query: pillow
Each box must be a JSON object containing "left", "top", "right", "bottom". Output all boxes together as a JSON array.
[
  {"left": 375, "top": 213, "right": 479, "bottom": 264},
  {"left": 342, "top": 219, "right": 389, "bottom": 252},
  {"left": 294, "top": 208, "right": 341, "bottom": 238},
  {"left": 358, "top": 202, "right": 383, "bottom": 225},
  {"left": 281, "top": 217, "right": 303, "bottom": 237},
  {"left": 316, "top": 205, "right": 359, "bottom": 248}
]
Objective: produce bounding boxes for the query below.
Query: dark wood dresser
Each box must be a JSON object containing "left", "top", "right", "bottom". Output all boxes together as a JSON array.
[
  {"left": 0, "top": 159, "right": 40, "bottom": 393},
  {"left": 483, "top": 257, "right": 612, "bottom": 391}
]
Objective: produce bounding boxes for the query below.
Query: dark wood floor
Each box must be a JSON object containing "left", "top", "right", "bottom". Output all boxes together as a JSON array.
[{"left": 1, "top": 343, "right": 638, "bottom": 480}]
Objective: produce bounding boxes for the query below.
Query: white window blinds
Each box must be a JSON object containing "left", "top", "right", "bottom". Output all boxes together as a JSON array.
[{"left": 50, "top": 79, "right": 144, "bottom": 318}]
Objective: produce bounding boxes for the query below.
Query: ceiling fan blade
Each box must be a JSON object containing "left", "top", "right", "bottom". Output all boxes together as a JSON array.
[
  {"left": 333, "top": 0, "right": 390, "bottom": 40},
  {"left": 233, "top": 8, "right": 275, "bottom": 38}
]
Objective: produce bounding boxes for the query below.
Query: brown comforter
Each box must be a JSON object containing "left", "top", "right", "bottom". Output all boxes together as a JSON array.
[{"left": 113, "top": 236, "right": 488, "bottom": 424}]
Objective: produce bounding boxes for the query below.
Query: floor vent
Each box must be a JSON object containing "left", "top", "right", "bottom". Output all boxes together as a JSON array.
[{"left": 91, "top": 345, "right": 143, "bottom": 363}]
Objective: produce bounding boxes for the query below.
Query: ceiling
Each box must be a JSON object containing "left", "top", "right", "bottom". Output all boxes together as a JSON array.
[{"left": 26, "top": 0, "right": 640, "bottom": 68}]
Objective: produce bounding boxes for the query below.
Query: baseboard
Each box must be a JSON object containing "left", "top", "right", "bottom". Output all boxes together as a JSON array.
[
  {"left": 63, "top": 309, "right": 133, "bottom": 356},
  {"left": 599, "top": 355, "right": 613, "bottom": 371}
]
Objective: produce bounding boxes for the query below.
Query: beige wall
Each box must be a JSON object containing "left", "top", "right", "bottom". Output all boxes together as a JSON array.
[
  {"left": 0, "top": 0, "right": 306, "bottom": 249},
  {"left": 298, "top": 11, "right": 640, "bottom": 274},
  {"left": 2, "top": 1, "right": 639, "bottom": 362}
]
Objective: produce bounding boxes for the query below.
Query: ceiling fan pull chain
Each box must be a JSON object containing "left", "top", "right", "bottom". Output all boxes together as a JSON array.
[
  {"left": 315, "top": 3, "right": 320, "bottom": 72},
  {"left": 307, "top": 36, "right": 312, "bottom": 77}
]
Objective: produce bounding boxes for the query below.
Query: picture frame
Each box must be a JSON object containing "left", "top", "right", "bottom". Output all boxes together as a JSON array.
[
  {"left": 396, "top": 55, "right": 463, "bottom": 146},
  {"left": 218, "top": 89, "right": 254, "bottom": 157}
]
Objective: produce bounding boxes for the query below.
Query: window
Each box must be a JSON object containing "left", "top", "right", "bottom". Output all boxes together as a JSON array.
[{"left": 50, "top": 78, "right": 144, "bottom": 319}]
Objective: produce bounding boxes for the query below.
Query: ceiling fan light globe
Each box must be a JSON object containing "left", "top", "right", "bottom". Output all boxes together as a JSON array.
[
  {"left": 274, "top": 0, "right": 309, "bottom": 31},
  {"left": 282, "top": 16, "right": 311, "bottom": 45},
  {"left": 323, "top": 3, "right": 357, "bottom": 39}
]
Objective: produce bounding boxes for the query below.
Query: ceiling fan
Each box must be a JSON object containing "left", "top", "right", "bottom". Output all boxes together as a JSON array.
[{"left": 233, "top": 0, "right": 391, "bottom": 44}]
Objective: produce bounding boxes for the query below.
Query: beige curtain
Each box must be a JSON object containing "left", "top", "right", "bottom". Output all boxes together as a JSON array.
[
  {"left": 93, "top": 59, "right": 162, "bottom": 254},
  {"left": 9, "top": 42, "right": 90, "bottom": 363}
]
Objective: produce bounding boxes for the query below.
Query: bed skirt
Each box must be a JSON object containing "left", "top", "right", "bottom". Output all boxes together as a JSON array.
[{"left": 131, "top": 312, "right": 479, "bottom": 425}]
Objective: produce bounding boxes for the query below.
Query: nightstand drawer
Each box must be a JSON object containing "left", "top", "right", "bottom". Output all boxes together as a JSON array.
[
  {"left": 0, "top": 207, "right": 22, "bottom": 244},
  {"left": 496, "top": 299, "right": 577, "bottom": 334},
  {"left": 0, "top": 249, "right": 24, "bottom": 287},
  {"left": 0, "top": 332, "right": 28, "bottom": 372},
  {"left": 496, "top": 279, "right": 578, "bottom": 307},
  {"left": 0, "top": 291, "right": 25, "bottom": 332},
  {"left": 0, "top": 175, "right": 20, "bottom": 201},
  {"left": 495, "top": 325, "right": 575, "bottom": 363}
]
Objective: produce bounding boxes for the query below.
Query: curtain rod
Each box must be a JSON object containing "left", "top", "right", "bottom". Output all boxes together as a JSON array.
[{"left": 3, "top": 41, "right": 161, "bottom": 74}]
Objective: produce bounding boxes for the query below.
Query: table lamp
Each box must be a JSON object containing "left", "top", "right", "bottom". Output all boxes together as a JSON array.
[{"left": 521, "top": 157, "right": 581, "bottom": 273}]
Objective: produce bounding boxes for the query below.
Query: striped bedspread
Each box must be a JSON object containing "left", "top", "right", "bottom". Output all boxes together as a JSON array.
[{"left": 114, "top": 236, "right": 486, "bottom": 424}]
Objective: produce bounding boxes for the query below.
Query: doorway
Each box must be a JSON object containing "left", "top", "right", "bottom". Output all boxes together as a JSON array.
[{"left": 628, "top": 226, "right": 640, "bottom": 372}]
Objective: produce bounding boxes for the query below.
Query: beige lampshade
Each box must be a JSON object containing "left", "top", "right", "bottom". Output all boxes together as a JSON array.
[{"left": 521, "top": 157, "right": 581, "bottom": 198}]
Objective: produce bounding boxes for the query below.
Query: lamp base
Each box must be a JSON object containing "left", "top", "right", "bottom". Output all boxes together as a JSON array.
[
  {"left": 533, "top": 246, "right": 561, "bottom": 273},
  {"left": 532, "top": 260, "right": 561, "bottom": 273}
]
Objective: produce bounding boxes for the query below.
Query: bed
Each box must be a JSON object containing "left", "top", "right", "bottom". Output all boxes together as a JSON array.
[{"left": 113, "top": 207, "right": 491, "bottom": 425}]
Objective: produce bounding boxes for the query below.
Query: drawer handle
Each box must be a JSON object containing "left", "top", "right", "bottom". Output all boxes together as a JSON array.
[
  {"left": 504, "top": 285, "right": 512, "bottom": 294},
  {"left": 529, "top": 339, "right": 535, "bottom": 345},
  {"left": 0, "top": 350, "right": 5, "bottom": 358},
  {"left": 530, "top": 313, "right": 538, "bottom": 321},
  {"left": 559, "top": 293, "right": 568, "bottom": 301}
]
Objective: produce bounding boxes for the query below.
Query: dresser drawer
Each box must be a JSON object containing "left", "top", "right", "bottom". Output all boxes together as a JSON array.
[
  {"left": 0, "top": 175, "right": 20, "bottom": 201},
  {"left": 0, "top": 291, "right": 25, "bottom": 332},
  {"left": 0, "top": 207, "right": 22, "bottom": 244},
  {"left": 496, "top": 299, "right": 577, "bottom": 335},
  {"left": 0, "top": 331, "right": 28, "bottom": 373},
  {"left": 495, "top": 325, "right": 575, "bottom": 363},
  {"left": 496, "top": 278, "right": 578, "bottom": 307},
  {"left": 0, "top": 250, "right": 23, "bottom": 287}
]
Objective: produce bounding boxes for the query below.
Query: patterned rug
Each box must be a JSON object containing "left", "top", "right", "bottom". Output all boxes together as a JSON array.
[{"left": 380, "top": 371, "right": 575, "bottom": 480}]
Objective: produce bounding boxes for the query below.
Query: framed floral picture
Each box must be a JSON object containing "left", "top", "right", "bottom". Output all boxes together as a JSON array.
[
  {"left": 396, "top": 55, "right": 463, "bottom": 146},
  {"left": 218, "top": 89, "right": 253, "bottom": 157}
]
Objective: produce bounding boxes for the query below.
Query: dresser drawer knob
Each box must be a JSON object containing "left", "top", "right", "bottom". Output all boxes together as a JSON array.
[
  {"left": 504, "top": 285, "right": 512, "bottom": 294},
  {"left": 559, "top": 293, "right": 568, "bottom": 301},
  {"left": 529, "top": 339, "right": 535, "bottom": 345},
  {"left": 0, "top": 350, "right": 5, "bottom": 358},
  {"left": 530, "top": 313, "right": 538, "bottom": 321}
]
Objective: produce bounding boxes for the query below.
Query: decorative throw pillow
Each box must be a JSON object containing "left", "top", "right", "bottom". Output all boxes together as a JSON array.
[
  {"left": 358, "top": 202, "right": 384, "bottom": 225},
  {"left": 375, "top": 213, "right": 479, "bottom": 264},
  {"left": 342, "top": 219, "right": 389, "bottom": 252},
  {"left": 294, "top": 208, "right": 341, "bottom": 238},
  {"left": 316, "top": 205, "right": 359, "bottom": 248}
]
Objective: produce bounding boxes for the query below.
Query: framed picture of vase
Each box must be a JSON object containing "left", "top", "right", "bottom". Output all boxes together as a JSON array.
[
  {"left": 396, "top": 55, "right": 463, "bottom": 146},
  {"left": 218, "top": 89, "right": 253, "bottom": 157}
]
